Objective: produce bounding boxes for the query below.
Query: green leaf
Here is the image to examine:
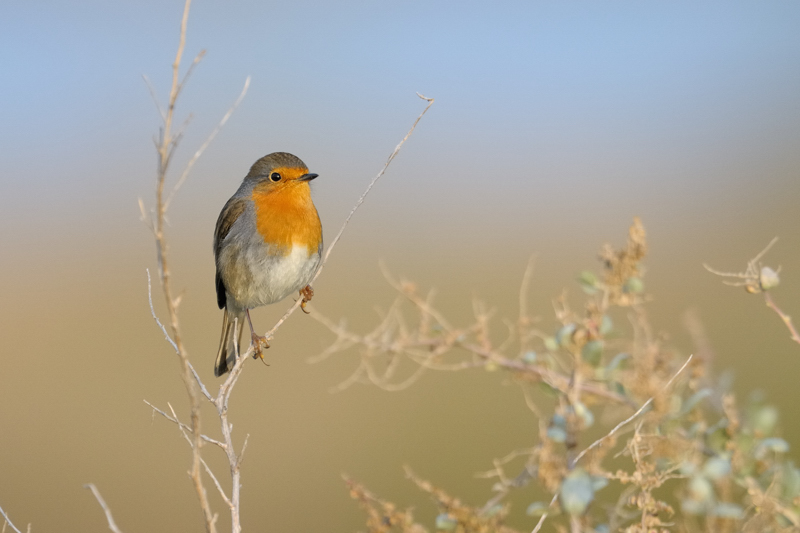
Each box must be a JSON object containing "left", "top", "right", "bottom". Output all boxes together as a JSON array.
[
  {"left": 756, "top": 438, "right": 789, "bottom": 459},
  {"left": 606, "top": 352, "right": 630, "bottom": 373},
  {"left": 581, "top": 340, "right": 604, "bottom": 367},
  {"left": 556, "top": 324, "right": 577, "bottom": 346},
  {"left": 539, "top": 382, "right": 559, "bottom": 397},
  {"left": 559, "top": 469, "right": 595, "bottom": 516},
  {"left": 679, "top": 388, "right": 713, "bottom": 416},
  {"left": 703, "top": 457, "right": 731, "bottom": 480},
  {"left": 781, "top": 464, "right": 800, "bottom": 499},
  {"left": 547, "top": 426, "right": 567, "bottom": 443},
  {"left": 599, "top": 315, "right": 613, "bottom": 335},
  {"left": 713, "top": 503, "right": 744, "bottom": 520},
  {"left": 573, "top": 402, "right": 595, "bottom": 429},
  {"left": 526, "top": 502, "right": 548, "bottom": 517},
  {"left": 435, "top": 513, "right": 457, "bottom": 530},
  {"left": 753, "top": 405, "right": 779, "bottom": 436},
  {"left": 591, "top": 475, "right": 608, "bottom": 491},
  {"left": 578, "top": 271, "right": 599, "bottom": 294},
  {"left": 622, "top": 276, "right": 644, "bottom": 294},
  {"left": 688, "top": 475, "right": 714, "bottom": 503}
]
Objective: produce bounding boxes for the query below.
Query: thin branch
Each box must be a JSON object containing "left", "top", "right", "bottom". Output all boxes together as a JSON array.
[
  {"left": 142, "top": 74, "right": 167, "bottom": 122},
  {"left": 164, "top": 75, "right": 251, "bottom": 210},
  {"left": 150, "top": 0, "right": 218, "bottom": 530},
  {"left": 145, "top": 12, "right": 432, "bottom": 532},
  {"left": 571, "top": 354, "right": 694, "bottom": 466},
  {"left": 147, "top": 269, "right": 179, "bottom": 354},
  {"left": 705, "top": 237, "right": 797, "bottom": 346},
  {"left": 530, "top": 493, "right": 559, "bottom": 533},
  {"left": 703, "top": 237, "right": 778, "bottom": 283},
  {"left": 0, "top": 506, "right": 22, "bottom": 533},
  {"left": 143, "top": 400, "right": 226, "bottom": 449},
  {"left": 764, "top": 292, "right": 800, "bottom": 345},
  {"left": 318, "top": 93, "right": 435, "bottom": 272},
  {"left": 166, "top": 403, "right": 232, "bottom": 510},
  {"left": 238, "top": 434, "right": 250, "bottom": 468},
  {"left": 175, "top": 50, "right": 207, "bottom": 103},
  {"left": 311, "top": 269, "right": 635, "bottom": 406},
  {"left": 329, "top": 359, "right": 369, "bottom": 393},
  {"left": 84, "top": 484, "right": 124, "bottom": 533},
  {"left": 379, "top": 262, "right": 455, "bottom": 332},
  {"left": 260, "top": 93, "right": 435, "bottom": 343},
  {"left": 186, "top": 360, "right": 214, "bottom": 401},
  {"left": 751, "top": 236, "right": 779, "bottom": 265},
  {"left": 168, "top": 0, "right": 191, "bottom": 123}
]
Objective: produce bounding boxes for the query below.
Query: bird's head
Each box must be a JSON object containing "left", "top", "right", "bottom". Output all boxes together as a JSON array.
[{"left": 246, "top": 152, "right": 318, "bottom": 194}]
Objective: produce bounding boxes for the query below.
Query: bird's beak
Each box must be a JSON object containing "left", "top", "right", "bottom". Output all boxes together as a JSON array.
[{"left": 298, "top": 173, "right": 318, "bottom": 182}]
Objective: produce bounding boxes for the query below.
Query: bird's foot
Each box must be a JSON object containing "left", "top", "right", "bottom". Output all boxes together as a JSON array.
[
  {"left": 300, "top": 285, "right": 314, "bottom": 314},
  {"left": 250, "top": 332, "right": 270, "bottom": 363}
]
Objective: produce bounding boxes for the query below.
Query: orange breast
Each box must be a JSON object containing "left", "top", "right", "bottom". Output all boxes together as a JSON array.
[{"left": 252, "top": 182, "right": 321, "bottom": 256}]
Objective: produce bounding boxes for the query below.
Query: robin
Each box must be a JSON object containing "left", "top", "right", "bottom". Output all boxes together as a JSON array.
[{"left": 213, "top": 152, "right": 322, "bottom": 376}]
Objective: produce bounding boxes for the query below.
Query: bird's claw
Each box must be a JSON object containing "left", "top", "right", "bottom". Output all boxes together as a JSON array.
[
  {"left": 251, "top": 332, "right": 270, "bottom": 363},
  {"left": 300, "top": 285, "right": 314, "bottom": 314}
]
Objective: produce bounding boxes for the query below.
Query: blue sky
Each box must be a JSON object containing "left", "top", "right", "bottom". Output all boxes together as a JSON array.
[{"left": 2, "top": 2, "right": 799, "bottom": 228}]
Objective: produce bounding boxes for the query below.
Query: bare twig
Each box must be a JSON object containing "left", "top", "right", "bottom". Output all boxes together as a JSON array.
[
  {"left": 142, "top": 75, "right": 166, "bottom": 122},
  {"left": 144, "top": 6, "right": 433, "bottom": 532},
  {"left": 259, "top": 93, "right": 435, "bottom": 344},
  {"left": 319, "top": 94, "right": 435, "bottom": 271},
  {"left": 705, "top": 237, "right": 798, "bottom": 346},
  {"left": 703, "top": 237, "right": 779, "bottom": 289},
  {"left": 703, "top": 237, "right": 778, "bottom": 279},
  {"left": 764, "top": 292, "right": 800, "bottom": 345},
  {"left": 143, "top": 400, "right": 225, "bottom": 448},
  {"left": 0, "top": 505, "right": 22, "bottom": 533},
  {"left": 146, "top": 269, "right": 179, "bottom": 354},
  {"left": 164, "top": 75, "right": 251, "bottom": 210},
  {"left": 84, "top": 484, "right": 124, "bottom": 533},
  {"left": 147, "top": 0, "right": 220, "bottom": 530},
  {"left": 165, "top": 403, "right": 231, "bottom": 511},
  {"left": 312, "top": 265, "right": 634, "bottom": 406},
  {"left": 572, "top": 353, "right": 694, "bottom": 466},
  {"left": 530, "top": 493, "right": 559, "bottom": 533}
]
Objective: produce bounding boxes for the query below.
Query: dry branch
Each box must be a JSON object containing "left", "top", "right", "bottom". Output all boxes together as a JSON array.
[
  {"left": 0, "top": 505, "right": 22, "bottom": 533},
  {"left": 705, "top": 237, "right": 799, "bottom": 346},
  {"left": 84, "top": 484, "right": 124, "bottom": 533},
  {"left": 139, "top": 9, "right": 435, "bottom": 531}
]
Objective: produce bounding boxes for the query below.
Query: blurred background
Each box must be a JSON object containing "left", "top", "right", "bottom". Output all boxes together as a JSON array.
[{"left": 1, "top": 1, "right": 799, "bottom": 531}]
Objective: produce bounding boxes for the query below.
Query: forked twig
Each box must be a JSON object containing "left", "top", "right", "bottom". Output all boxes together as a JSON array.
[
  {"left": 527, "top": 354, "right": 694, "bottom": 533},
  {"left": 703, "top": 237, "right": 778, "bottom": 284},
  {"left": 142, "top": 3, "right": 434, "bottom": 532},
  {"left": 144, "top": 0, "right": 228, "bottom": 530},
  {"left": 705, "top": 238, "right": 798, "bottom": 346},
  {"left": 572, "top": 353, "right": 694, "bottom": 466},
  {"left": 164, "top": 76, "right": 251, "bottom": 210}
]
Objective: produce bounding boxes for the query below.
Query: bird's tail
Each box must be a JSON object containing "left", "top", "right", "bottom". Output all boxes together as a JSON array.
[{"left": 215, "top": 308, "right": 244, "bottom": 376}]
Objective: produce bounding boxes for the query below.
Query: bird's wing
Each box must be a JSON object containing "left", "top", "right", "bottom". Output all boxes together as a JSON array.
[{"left": 213, "top": 197, "right": 247, "bottom": 309}]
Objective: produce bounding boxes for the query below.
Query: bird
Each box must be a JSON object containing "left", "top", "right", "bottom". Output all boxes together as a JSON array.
[{"left": 213, "top": 152, "right": 322, "bottom": 376}]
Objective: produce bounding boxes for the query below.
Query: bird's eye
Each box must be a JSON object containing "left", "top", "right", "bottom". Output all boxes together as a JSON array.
[{"left": 270, "top": 172, "right": 282, "bottom": 182}]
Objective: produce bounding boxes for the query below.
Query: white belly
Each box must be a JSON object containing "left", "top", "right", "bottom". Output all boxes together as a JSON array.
[{"left": 235, "top": 244, "right": 320, "bottom": 309}]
